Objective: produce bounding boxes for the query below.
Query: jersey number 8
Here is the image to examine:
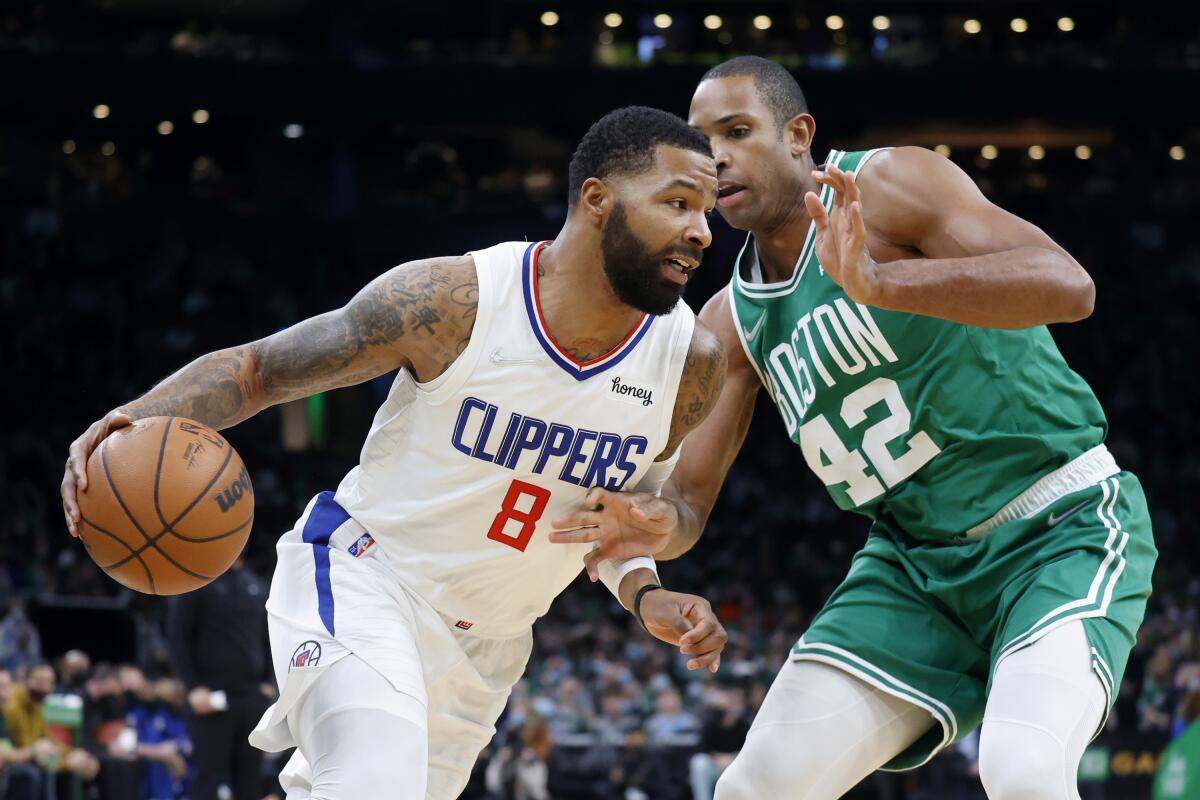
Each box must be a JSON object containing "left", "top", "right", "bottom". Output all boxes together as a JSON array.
[{"left": 487, "top": 479, "right": 551, "bottom": 552}]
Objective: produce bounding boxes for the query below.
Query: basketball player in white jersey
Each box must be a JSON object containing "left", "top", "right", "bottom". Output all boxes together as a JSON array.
[{"left": 61, "top": 106, "right": 729, "bottom": 799}]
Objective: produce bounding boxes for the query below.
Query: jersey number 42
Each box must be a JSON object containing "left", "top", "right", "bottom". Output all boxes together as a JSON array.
[{"left": 799, "top": 377, "right": 941, "bottom": 507}]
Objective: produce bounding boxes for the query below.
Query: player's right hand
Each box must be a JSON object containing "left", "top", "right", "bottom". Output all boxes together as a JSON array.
[
  {"left": 549, "top": 488, "right": 678, "bottom": 580},
  {"left": 61, "top": 410, "right": 133, "bottom": 538},
  {"left": 638, "top": 589, "right": 727, "bottom": 673}
]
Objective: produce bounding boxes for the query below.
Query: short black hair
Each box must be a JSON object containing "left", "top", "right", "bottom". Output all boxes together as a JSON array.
[
  {"left": 701, "top": 56, "right": 809, "bottom": 129},
  {"left": 568, "top": 106, "right": 712, "bottom": 207}
]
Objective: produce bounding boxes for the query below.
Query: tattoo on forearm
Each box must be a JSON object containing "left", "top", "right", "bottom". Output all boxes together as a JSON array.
[
  {"left": 124, "top": 349, "right": 261, "bottom": 430},
  {"left": 122, "top": 256, "right": 480, "bottom": 428}
]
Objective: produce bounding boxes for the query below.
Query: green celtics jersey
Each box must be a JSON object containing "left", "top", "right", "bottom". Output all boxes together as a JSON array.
[{"left": 729, "top": 148, "right": 1107, "bottom": 541}]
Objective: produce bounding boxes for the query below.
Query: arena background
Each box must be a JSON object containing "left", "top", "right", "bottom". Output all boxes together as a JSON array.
[{"left": 2, "top": 1, "right": 1197, "bottom": 798}]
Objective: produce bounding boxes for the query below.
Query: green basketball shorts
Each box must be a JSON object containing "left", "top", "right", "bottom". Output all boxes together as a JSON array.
[{"left": 792, "top": 456, "right": 1156, "bottom": 771}]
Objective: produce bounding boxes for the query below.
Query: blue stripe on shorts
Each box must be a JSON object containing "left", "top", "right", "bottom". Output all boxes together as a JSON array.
[{"left": 301, "top": 490, "right": 349, "bottom": 636}]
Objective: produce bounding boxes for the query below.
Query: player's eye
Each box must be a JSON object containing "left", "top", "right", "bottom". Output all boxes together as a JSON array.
[
  {"left": 729, "top": 126, "right": 750, "bottom": 139},
  {"left": 669, "top": 199, "right": 687, "bottom": 210}
]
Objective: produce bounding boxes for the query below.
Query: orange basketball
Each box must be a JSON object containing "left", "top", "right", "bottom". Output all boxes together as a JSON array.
[{"left": 76, "top": 416, "right": 254, "bottom": 595}]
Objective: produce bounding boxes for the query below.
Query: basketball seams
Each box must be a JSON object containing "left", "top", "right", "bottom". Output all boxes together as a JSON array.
[
  {"left": 151, "top": 416, "right": 174, "bottom": 531},
  {"left": 90, "top": 417, "right": 247, "bottom": 594},
  {"left": 167, "top": 514, "right": 253, "bottom": 543},
  {"left": 100, "top": 434, "right": 153, "bottom": 544},
  {"left": 140, "top": 541, "right": 221, "bottom": 582},
  {"left": 97, "top": 444, "right": 240, "bottom": 570},
  {"left": 78, "top": 514, "right": 156, "bottom": 593}
]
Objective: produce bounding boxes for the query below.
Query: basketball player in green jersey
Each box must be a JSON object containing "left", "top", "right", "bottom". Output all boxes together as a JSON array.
[{"left": 550, "top": 56, "right": 1156, "bottom": 799}]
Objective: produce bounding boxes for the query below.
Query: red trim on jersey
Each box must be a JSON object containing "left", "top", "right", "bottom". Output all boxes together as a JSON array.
[{"left": 530, "top": 241, "right": 649, "bottom": 368}]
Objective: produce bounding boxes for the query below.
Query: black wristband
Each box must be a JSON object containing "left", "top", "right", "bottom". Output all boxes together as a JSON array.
[{"left": 633, "top": 584, "right": 664, "bottom": 631}]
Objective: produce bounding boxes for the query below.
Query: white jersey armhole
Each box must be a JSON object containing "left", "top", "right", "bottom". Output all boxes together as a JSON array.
[{"left": 413, "top": 252, "right": 494, "bottom": 405}]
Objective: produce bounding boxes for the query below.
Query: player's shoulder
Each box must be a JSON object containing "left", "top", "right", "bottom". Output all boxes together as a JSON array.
[
  {"left": 680, "top": 320, "right": 727, "bottom": 388},
  {"left": 382, "top": 253, "right": 479, "bottom": 310},
  {"left": 686, "top": 317, "right": 723, "bottom": 362},
  {"left": 395, "top": 252, "right": 478, "bottom": 286},
  {"left": 849, "top": 145, "right": 957, "bottom": 191},
  {"left": 697, "top": 283, "right": 732, "bottom": 320},
  {"left": 362, "top": 254, "right": 479, "bottom": 349},
  {"left": 841, "top": 146, "right": 975, "bottom": 241},
  {"left": 696, "top": 287, "right": 740, "bottom": 351}
]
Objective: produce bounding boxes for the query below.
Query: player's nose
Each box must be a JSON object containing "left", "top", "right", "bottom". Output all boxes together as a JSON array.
[
  {"left": 685, "top": 213, "right": 712, "bottom": 251},
  {"left": 713, "top": 147, "right": 731, "bottom": 173}
]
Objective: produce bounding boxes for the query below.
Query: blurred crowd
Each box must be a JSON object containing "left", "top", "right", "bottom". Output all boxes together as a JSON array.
[
  {"left": 0, "top": 649, "right": 194, "bottom": 800},
  {"left": 0, "top": 573, "right": 1197, "bottom": 799},
  {"left": 3, "top": 20, "right": 1200, "bottom": 795},
  {"left": 4, "top": 1, "right": 1200, "bottom": 72}
]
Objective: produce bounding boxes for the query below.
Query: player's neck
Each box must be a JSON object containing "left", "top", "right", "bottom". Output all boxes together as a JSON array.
[
  {"left": 753, "top": 174, "right": 819, "bottom": 282},
  {"left": 536, "top": 236, "right": 644, "bottom": 361}
]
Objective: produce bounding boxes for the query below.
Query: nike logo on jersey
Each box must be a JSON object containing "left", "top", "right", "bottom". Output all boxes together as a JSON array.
[
  {"left": 451, "top": 396, "right": 648, "bottom": 491},
  {"left": 490, "top": 349, "right": 540, "bottom": 367},
  {"left": 742, "top": 310, "right": 767, "bottom": 341},
  {"left": 1047, "top": 500, "right": 1089, "bottom": 527}
]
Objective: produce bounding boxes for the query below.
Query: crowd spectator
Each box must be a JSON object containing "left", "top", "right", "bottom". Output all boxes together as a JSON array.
[
  {"left": 166, "top": 558, "right": 274, "bottom": 800},
  {"left": 688, "top": 685, "right": 751, "bottom": 800},
  {"left": 3, "top": 662, "right": 99, "bottom": 793},
  {"left": 0, "top": 603, "right": 41, "bottom": 675},
  {"left": 124, "top": 676, "right": 192, "bottom": 800},
  {"left": 644, "top": 688, "right": 700, "bottom": 748},
  {"left": 0, "top": 668, "right": 44, "bottom": 800},
  {"left": 2, "top": 25, "right": 1199, "bottom": 797}
]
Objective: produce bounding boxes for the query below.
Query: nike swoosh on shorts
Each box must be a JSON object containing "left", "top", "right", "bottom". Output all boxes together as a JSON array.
[{"left": 1047, "top": 499, "right": 1089, "bottom": 527}]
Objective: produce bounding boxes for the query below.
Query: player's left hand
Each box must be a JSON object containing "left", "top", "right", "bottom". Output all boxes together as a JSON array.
[
  {"left": 549, "top": 488, "right": 677, "bottom": 580},
  {"left": 806, "top": 165, "right": 881, "bottom": 305},
  {"left": 638, "top": 589, "right": 727, "bottom": 673}
]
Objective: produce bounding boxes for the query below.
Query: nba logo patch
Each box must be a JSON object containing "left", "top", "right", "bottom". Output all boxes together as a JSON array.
[
  {"left": 290, "top": 640, "right": 323, "bottom": 670},
  {"left": 455, "top": 620, "right": 473, "bottom": 630},
  {"left": 348, "top": 533, "right": 376, "bottom": 558}
]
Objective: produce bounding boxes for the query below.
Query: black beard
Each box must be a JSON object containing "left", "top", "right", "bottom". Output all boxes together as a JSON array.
[{"left": 600, "top": 203, "right": 698, "bottom": 316}]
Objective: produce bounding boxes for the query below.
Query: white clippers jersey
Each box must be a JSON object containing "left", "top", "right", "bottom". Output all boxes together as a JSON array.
[{"left": 331, "top": 241, "right": 694, "bottom": 636}]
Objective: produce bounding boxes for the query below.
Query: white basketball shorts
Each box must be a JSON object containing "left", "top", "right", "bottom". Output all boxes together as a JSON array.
[{"left": 249, "top": 491, "right": 533, "bottom": 799}]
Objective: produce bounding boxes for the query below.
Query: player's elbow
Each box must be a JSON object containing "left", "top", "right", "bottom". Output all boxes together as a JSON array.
[
  {"left": 241, "top": 342, "right": 273, "bottom": 407},
  {"left": 1061, "top": 267, "right": 1095, "bottom": 323},
  {"left": 1047, "top": 251, "right": 1094, "bottom": 323}
]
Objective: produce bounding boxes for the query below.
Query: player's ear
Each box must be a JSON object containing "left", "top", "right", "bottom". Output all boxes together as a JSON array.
[
  {"left": 787, "top": 113, "right": 816, "bottom": 158},
  {"left": 578, "top": 177, "right": 611, "bottom": 226}
]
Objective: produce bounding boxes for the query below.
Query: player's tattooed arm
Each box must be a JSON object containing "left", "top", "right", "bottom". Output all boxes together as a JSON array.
[
  {"left": 118, "top": 255, "right": 479, "bottom": 430},
  {"left": 654, "top": 292, "right": 760, "bottom": 559},
  {"left": 658, "top": 323, "right": 727, "bottom": 460},
  {"left": 65, "top": 254, "right": 476, "bottom": 536}
]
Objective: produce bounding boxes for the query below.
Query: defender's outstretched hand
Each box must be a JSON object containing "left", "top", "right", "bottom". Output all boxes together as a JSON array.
[
  {"left": 638, "top": 589, "right": 727, "bottom": 673},
  {"left": 61, "top": 411, "right": 134, "bottom": 537},
  {"left": 806, "top": 165, "right": 880, "bottom": 305},
  {"left": 549, "top": 487, "right": 678, "bottom": 580}
]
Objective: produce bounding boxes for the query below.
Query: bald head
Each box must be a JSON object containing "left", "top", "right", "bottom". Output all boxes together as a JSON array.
[{"left": 700, "top": 56, "right": 808, "bottom": 130}]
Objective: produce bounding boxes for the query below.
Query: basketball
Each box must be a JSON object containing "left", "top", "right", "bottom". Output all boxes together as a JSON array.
[{"left": 76, "top": 416, "right": 254, "bottom": 595}]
